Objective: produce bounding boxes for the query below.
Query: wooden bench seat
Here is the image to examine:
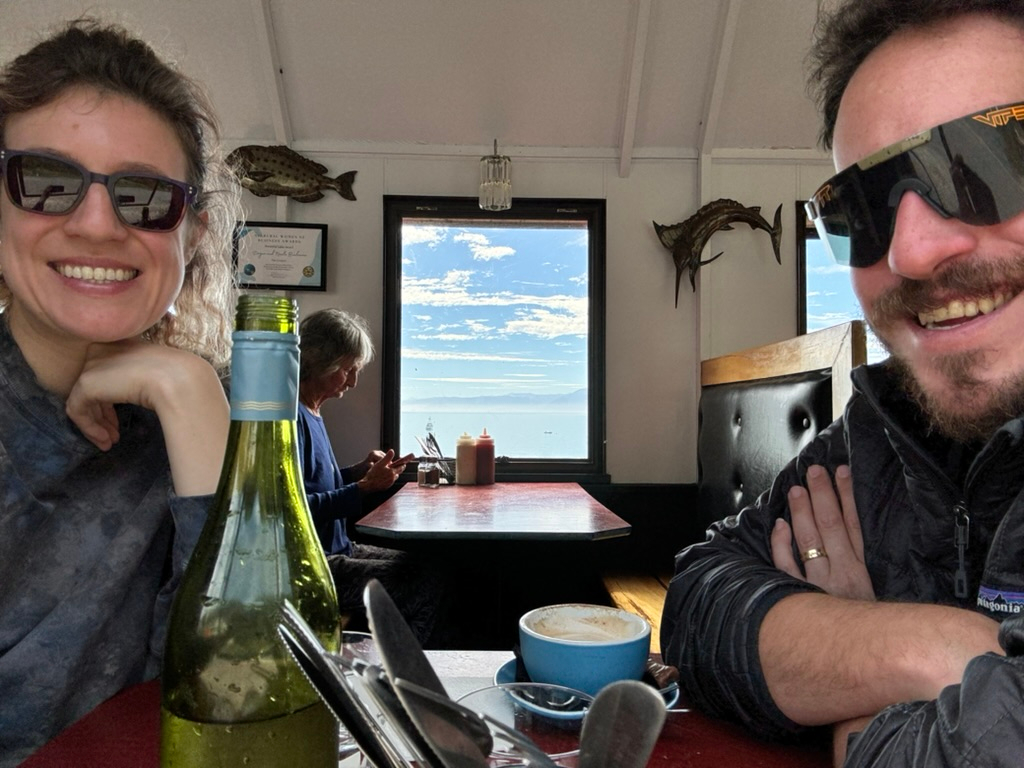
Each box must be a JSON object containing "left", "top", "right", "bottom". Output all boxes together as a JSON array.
[{"left": 601, "top": 570, "right": 672, "bottom": 653}]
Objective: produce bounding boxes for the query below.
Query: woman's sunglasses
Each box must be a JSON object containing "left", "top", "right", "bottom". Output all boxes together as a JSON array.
[
  {"left": 806, "top": 102, "right": 1024, "bottom": 268},
  {"left": 0, "top": 149, "right": 198, "bottom": 232}
]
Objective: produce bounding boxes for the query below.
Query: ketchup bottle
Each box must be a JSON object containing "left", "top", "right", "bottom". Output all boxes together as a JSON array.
[{"left": 475, "top": 428, "right": 495, "bottom": 485}]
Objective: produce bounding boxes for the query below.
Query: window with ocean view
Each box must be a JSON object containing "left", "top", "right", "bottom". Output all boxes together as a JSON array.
[
  {"left": 382, "top": 197, "right": 607, "bottom": 480},
  {"left": 797, "top": 203, "right": 888, "bottom": 364}
]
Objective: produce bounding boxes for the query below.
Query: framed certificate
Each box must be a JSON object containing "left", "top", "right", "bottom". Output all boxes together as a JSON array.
[{"left": 233, "top": 221, "right": 328, "bottom": 291}]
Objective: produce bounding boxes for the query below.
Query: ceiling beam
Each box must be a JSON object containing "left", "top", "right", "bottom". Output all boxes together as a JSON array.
[
  {"left": 250, "top": 0, "right": 293, "bottom": 144},
  {"left": 699, "top": 0, "right": 742, "bottom": 159},
  {"left": 617, "top": 0, "right": 652, "bottom": 179},
  {"left": 697, "top": 0, "right": 741, "bottom": 368}
]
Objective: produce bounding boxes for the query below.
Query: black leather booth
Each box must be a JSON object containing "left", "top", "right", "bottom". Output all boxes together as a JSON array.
[{"left": 697, "top": 369, "right": 834, "bottom": 528}]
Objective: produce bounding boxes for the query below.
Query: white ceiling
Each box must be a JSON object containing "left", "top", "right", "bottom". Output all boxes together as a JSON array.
[{"left": 3, "top": 0, "right": 829, "bottom": 170}]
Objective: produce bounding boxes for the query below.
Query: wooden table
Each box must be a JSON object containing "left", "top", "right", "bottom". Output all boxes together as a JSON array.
[
  {"left": 355, "top": 482, "right": 632, "bottom": 542},
  {"left": 22, "top": 651, "right": 830, "bottom": 768},
  {"left": 355, "top": 483, "right": 633, "bottom": 649}
]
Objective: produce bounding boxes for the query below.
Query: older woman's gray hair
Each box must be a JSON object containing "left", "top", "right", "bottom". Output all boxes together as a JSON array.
[{"left": 299, "top": 309, "right": 375, "bottom": 382}]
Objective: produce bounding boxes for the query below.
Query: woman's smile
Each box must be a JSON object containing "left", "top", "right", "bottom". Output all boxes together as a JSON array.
[{"left": 0, "top": 86, "right": 196, "bottom": 352}]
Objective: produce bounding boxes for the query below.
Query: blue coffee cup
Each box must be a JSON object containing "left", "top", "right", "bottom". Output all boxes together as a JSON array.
[{"left": 518, "top": 603, "right": 651, "bottom": 696}]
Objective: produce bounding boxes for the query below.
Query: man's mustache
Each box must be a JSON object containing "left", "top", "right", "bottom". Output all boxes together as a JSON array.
[{"left": 869, "top": 254, "right": 1024, "bottom": 328}]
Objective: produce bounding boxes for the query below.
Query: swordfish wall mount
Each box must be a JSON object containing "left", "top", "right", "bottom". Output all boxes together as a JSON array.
[{"left": 653, "top": 198, "right": 783, "bottom": 306}]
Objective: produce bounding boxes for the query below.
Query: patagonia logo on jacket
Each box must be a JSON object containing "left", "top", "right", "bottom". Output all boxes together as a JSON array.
[{"left": 978, "top": 585, "right": 1024, "bottom": 615}]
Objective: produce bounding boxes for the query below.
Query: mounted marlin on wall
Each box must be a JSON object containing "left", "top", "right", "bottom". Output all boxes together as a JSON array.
[{"left": 653, "top": 198, "right": 783, "bottom": 306}]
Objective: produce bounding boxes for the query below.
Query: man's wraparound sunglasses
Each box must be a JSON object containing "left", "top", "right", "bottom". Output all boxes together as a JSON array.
[
  {"left": 0, "top": 149, "right": 198, "bottom": 232},
  {"left": 806, "top": 102, "right": 1024, "bottom": 268}
]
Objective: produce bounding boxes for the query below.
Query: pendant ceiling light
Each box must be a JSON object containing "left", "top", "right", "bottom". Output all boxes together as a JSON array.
[{"left": 479, "top": 139, "right": 512, "bottom": 211}]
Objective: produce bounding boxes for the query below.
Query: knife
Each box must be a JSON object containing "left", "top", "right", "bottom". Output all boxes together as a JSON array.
[
  {"left": 363, "top": 579, "right": 493, "bottom": 758},
  {"left": 277, "top": 601, "right": 410, "bottom": 768},
  {"left": 345, "top": 657, "right": 448, "bottom": 768}
]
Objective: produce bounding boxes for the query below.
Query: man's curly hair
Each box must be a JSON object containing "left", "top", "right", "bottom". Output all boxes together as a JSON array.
[{"left": 807, "top": 0, "right": 1024, "bottom": 150}]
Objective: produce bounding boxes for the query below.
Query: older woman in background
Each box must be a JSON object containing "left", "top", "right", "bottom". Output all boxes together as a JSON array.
[{"left": 298, "top": 308, "right": 448, "bottom": 643}]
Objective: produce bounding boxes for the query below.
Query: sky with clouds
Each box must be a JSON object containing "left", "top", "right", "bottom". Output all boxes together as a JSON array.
[
  {"left": 805, "top": 238, "right": 887, "bottom": 363},
  {"left": 397, "top": 228, "right": 884, "bottom": 408},
  {"left": 399, "top": 222, "right": 590, "bottom": 402}
]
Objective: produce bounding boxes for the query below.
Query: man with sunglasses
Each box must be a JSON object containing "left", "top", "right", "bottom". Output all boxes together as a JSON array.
[{"left": 662, "top": 1, "right": 1024, "bottom": 765}]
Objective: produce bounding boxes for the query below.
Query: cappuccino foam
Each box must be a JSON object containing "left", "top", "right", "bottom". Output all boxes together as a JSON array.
[{"left": 531, "top": 612, "right": 638, "bottom": 642}]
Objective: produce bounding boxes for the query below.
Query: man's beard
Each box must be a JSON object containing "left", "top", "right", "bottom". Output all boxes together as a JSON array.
[
  {"left": 866, "top": 255, "right": 1024, "bottom": 443},
  {"left": 887, "top": 350, "right": 1024, "bottom": 442}
]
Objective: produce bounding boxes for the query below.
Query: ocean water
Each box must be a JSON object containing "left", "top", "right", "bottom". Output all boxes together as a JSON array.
[{"left": 400, "top": 410, "right": 587, "bottom": 460}]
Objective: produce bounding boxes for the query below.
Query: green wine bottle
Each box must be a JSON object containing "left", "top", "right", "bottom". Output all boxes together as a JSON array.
[{"left": 160, "top": 295, "right": 340, "bottom": 767}]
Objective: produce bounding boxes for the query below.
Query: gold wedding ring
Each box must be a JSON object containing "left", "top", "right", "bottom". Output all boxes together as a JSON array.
[{"left": 800, "top": 547, "right": 828, "bottom": 563}]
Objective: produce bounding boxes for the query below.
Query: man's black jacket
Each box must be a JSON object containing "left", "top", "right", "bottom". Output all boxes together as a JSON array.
[{"left": 661, "top": 362, "right": 1024, "bottom": 764}]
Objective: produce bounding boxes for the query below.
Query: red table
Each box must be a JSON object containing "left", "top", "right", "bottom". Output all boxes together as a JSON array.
[
  {"left": 22, "top": 651, "right": 829, "bottom": 768},
  {"left": 354, "top": 483, "right": 635, "bottom": 649},
  {"left": 355, "top": 482, "right": 632, "bottom": 542}
]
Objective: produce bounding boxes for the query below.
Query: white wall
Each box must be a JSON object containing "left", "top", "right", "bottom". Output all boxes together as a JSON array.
[
  {"left": 701, "top": 154, "right": 834, "bottom": 357},
  {"left": 241, "top": 149, "right": 833, "bottom": 484}
]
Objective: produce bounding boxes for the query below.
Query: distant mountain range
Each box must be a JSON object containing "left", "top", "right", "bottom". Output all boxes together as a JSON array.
[{"left": 406, "top": 388, "right": 587, "bottom": 410}]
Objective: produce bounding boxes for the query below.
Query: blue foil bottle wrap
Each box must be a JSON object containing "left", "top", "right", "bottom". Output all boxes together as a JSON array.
[{"left": 229, "top": 330, "right": 300, "bottom": 421}]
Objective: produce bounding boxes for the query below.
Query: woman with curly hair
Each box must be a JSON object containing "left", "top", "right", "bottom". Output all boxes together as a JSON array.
[{"left": 0, "top": 19, "right": 241, "bottom": 764}]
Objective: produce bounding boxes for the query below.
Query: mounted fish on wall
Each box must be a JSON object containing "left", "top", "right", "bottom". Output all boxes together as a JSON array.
[
  {"left": 653, "top": 198, "right": 782, "bottom": 306},
  {"left": 227, "top": 145, "right": 357, "bottom": 203}
]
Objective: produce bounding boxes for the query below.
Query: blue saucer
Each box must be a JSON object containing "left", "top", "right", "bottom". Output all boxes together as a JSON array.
[{"left": 494, "top": 659, "right": 680, "bottom": 719}]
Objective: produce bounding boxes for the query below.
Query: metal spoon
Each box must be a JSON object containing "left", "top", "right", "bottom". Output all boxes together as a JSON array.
[
  {"left": 394, "top": 678, "right": 559, "bottom": 768},
  {"left": 390, "top": 678, "right": 492, "bottom": 768},
  {"left": 577, "top": 680, "right": 666, "bottom": 768}
]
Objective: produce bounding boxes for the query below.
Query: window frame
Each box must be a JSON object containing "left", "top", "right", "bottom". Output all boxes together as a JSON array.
[
  {"left": 381, "top": 195, "right": 608, "bottom": 482},
  {"left": 795, "top": 201, "right": 814, "bottom": 334}
]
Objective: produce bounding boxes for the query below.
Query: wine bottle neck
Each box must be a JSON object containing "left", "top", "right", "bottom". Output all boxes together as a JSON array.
[{"left": 223, "top": 419, "right": 303, "bottom": 482}]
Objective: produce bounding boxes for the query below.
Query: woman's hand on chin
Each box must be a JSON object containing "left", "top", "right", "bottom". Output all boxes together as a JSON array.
[{"left": 66, "top": 341, "right": 229, "bottom": 496}]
